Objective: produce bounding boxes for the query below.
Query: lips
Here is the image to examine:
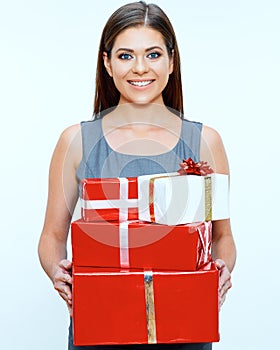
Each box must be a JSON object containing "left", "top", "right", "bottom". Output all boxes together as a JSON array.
[{"left": 128, "top": 80, "right": 154, "bottom": 87}]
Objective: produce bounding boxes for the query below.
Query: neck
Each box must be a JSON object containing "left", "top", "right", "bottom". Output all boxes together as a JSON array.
[{"left": 110, "top": 103, "right": 174, "bottom": 127}]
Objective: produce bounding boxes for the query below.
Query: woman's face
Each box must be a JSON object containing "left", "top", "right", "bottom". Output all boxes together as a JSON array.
[{"left": 103, "top": 26, "right": 174, "bottom": 106}]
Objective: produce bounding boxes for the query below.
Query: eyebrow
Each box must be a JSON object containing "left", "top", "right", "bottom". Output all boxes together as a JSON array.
[{"left": 115, "top": 46, "right": 164, "bottom": 53}]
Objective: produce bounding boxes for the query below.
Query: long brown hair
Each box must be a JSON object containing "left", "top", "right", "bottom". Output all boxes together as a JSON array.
[{"left": 93, "top": 1, "right": 183, "bottom": 118}]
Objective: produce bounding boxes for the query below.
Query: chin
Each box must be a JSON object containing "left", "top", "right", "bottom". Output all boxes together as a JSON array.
[
  {"left": 129, "top": 97, "right": 162, "bottom": 105},
  {"left": 120, "top": 93, "right": 163, "bottom": 106}
]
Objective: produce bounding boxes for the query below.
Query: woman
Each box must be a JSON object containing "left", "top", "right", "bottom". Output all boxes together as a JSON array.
[{"left": 38, "top": 1, "right": 236, "bottom": 349}]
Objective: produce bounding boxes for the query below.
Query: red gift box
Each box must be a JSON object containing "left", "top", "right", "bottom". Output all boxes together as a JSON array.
[
  {"left": 71, "top": 220, "right": 212, "bottom": 271},
  {"left": 81, "top": 178, "right": 138, "bottom": 222},
  {"left": 72, "top": 263, "right": 219, "bottom": 345}
]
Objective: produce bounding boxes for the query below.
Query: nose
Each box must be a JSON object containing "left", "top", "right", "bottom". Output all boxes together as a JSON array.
[{"left": 132, "top": 56, "right": 149, "bottom": 75}]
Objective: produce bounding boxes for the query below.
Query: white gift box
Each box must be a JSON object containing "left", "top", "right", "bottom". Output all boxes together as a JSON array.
[{"left": 138, "top": 173, "right": 229, "bottom": 225}]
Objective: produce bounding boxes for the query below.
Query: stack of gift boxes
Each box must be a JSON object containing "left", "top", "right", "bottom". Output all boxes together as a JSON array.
[{"left": 71, "top": 164, "right": 229, "bottom": 346}]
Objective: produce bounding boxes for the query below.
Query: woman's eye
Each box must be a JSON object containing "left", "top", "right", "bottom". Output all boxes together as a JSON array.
[
  {"left": 119, "top": 53, "right": 133, "bottom": 60},
  {"left": 147, "top": 52, "right": 161, "bottom": 59}
]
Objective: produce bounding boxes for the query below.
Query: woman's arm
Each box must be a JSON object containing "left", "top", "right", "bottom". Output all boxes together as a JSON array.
[
  {"left": 201, "top": 125, "right": 237, "bottom": 308},
  {"left": 38, "top": 124, "right": 82, "bottom": 314}
]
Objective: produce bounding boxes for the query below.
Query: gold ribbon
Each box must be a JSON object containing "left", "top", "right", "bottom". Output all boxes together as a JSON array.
[
  {"left": 204, "top": 176, "right": 212, "bottom": 221},
  {"left": 144, "top": 271, "right": 157, "bottom": 344}
]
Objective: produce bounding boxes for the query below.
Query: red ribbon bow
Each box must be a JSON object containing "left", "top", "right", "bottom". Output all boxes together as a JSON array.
[{"left": 178, "top": 158, "right": 214, "bottom": 176}]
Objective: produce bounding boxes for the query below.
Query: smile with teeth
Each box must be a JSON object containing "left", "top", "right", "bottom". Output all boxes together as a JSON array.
[{"left": 128, "top": 80, "right": 154, "bottom": 87}]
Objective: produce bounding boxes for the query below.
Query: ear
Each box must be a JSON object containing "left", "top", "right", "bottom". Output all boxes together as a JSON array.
[
  {"left": 103, "top": 52, "right": 113, "bottom": 77},
  {"left": 169, "top": 49, "right": 174, "bottom": 75}
]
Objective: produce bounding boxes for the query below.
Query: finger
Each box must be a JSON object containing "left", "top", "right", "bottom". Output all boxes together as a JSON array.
[
  {"left": 56, "top": 287, "right": 73, "bottom": 316},
  {"left": 219, "top": 287, "right": 229, "bottom": 308},
  {"left": 219, "top": 293, "right": 226, "bottom": 311},
  {"left": 54, "top": 281, "right": 71, "bottom": 296},
  {"left": 55, "top": 284, "right": 72, "bottom": 303},
  {"left": 221, "top": 278, "right": 232, "bottom": 291},
  {"left": 57, "top": 290, "right": 71, "bottom": 303},
  {"left": 220, "top": 276, "right": 231, "bottom": 289},
  {"left": 219, "top": 284, "right": 231, "bottom": 312},
  {"left": 54, "top": 270, "right": 73, "bottom": 285},
  {"left": 219, "top": 269, "right": 231, "bottom": 287},
  {"left": 56, "top": 289, "right": 70, "bottom": 303},
  {"left": 214, "top": 259, "right": 226, "bottom": 270},
  {"left": 62, "top": 273, "right": 73, "bottom": 284},
  {"left": 218, "top": 267, "right": 231, "bottom": 288},
  {"left": 53, "top": 277, "right": 72, "bottom": 296},
  {"left": 220, "top": 280, "right": 232, "bottom": 298},
  {"left": 59, "top": 259, "right": 72, "bottom": 271},
  {"left": 219, "top": 276, "right": 231, "bottom": 293}
]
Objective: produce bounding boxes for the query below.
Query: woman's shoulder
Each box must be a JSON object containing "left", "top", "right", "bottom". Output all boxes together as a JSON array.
[
  {"left": 200, "top": 124, "right": 229, "bottom": 174},
  {"left": 201, "top": 124, "right": 224, "bottom": 146},
  {"left": 58, "top": 123, "right": 82, "bottom": 147},
  {"left": 59, "top": 117, "right": 100, "bottom": 140},
  {"left": 55, "top": 124, "right": 82, "bottom": 169},
  {"left": 61, "top": 123, "right": 81, "bottom": 136},
  {"left": 57, "top": 118, "right": 102, "bottom": 156}
]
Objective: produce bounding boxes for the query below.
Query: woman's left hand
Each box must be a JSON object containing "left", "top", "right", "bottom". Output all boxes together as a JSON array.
[{"left": 214, "top": 259, "right": 232, "bottom": 310}]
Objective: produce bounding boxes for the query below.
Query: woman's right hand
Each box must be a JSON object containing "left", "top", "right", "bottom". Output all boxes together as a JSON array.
[{"left": 53, "top": 259, "right": 73, "bottom": 316}]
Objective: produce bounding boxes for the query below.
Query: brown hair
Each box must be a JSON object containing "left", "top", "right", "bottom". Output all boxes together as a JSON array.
[{"left": 93, "top": 1, "right": 183, "bottom": 118}]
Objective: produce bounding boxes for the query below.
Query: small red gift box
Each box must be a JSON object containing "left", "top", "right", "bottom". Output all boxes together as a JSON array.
[
  {"left": 71, "top": 220, "right": 212, "bottom": 271},
  {"left": 72, "top": 263, "right": 219, "bottom": 346},
  {"left": 81, "top": 177, "right": 138, "bottom": 222}
]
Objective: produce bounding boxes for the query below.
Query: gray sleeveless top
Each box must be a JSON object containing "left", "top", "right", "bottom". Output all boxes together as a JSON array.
[{"left": 76, "top": 117, "right": 202, "bottom": 186}]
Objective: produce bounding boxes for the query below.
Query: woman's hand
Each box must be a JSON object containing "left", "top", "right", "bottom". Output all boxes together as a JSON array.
[
  {"left": 53, "top": 259, "right": 73, "bottom": 316},
  {"left": 214, "top": 258, "right": 232, "bottom": 310}
]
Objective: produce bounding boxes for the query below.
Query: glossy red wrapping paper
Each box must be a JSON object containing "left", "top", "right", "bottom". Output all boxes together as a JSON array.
[
  {"left": 71, "top": 219, "right": 212, "bottom": 271},
  {"left": 81, "top": 177, "right": 138, "bottom": 222},
  {"left": 72, "top": 263, "right": 219, "bottom": 345}
]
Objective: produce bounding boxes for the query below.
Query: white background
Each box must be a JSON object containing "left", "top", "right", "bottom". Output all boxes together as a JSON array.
[{"left": 0, "top": 0, "right": 279, "bottom": 349}]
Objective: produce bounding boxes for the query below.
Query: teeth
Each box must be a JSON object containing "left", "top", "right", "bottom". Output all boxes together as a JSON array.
[{"left": 129, "top": 80, "right": 153, "bottom": 87}]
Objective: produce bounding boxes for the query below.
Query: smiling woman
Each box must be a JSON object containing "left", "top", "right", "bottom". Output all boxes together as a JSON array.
[
  {"left": 38, "top": 1, "right": 236, "bottom": 350},
  {"left": 103, "top": 27, "right": 174, "bottom": 106},
  {"left": 94, "top": 1, "right": 183, "bottom": 115}
]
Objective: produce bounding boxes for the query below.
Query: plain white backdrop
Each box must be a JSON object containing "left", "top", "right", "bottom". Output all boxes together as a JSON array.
[{"left": 0, "top": 0, "right": 279, "bottom": 349}]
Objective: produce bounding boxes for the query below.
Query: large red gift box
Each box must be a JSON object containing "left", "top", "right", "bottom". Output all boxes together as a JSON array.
[
  {"left": 72, "top": 263, "right": 219, "bottom": 346},
  {"left": 81, "top": 178, "right": 138, "bottom": 222},
  {"left": 71, "top": 220, "right": 212, "bottom": 271}
]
